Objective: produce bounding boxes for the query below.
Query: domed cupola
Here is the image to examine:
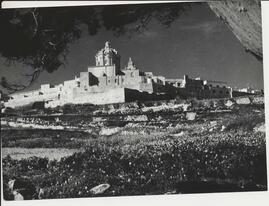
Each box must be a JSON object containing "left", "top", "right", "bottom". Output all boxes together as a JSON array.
[{"left": 95, "top": 41, "right": 121, "bottom": 71}]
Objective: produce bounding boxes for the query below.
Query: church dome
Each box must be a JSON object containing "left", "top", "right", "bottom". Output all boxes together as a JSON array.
[{"left": 95, "top": 42, "right": 121, "bottom": 70}]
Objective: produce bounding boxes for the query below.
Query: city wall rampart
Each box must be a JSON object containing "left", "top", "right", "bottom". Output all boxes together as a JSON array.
[{"left": 45, "top": 88, "right": 126, "bottom": 108}]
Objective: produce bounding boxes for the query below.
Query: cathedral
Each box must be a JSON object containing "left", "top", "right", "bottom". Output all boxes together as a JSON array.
[
  {"left": 81, "top": 41, "right": 154, "bottom": 94},
  {"left": 4, "top": 42, "right": 167, "bottom": 108},
  {"left": 3, "top": 41, "right": 236, "bottom": 109}
]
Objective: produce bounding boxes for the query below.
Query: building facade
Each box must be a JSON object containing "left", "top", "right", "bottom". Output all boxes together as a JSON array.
[
  {"left": 3, "top": 41, "right": 246, "bottom": 109},
  {"left": 4, "top": 42, "right": 165, "bottom": 108},
  {"left": 166, "top": 75, "right": 232, "bottom": 99}
]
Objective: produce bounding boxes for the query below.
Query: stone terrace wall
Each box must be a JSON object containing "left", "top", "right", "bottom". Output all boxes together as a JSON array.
[
  {"left": 45, "top": 88, "right": 126, "bottom": 108},
  {"left": 3, "top": 93, "right": 263, "bottom": 116},
  {"left": 125, "top": 88, "right": 172, "bottom": 102}
]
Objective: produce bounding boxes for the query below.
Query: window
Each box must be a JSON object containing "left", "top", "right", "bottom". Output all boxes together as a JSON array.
[
  {"left": 115, "top": 79, "right": 117, "bottom": 83},
  {"left": 212, "top": 90, "right": 216, "bottom": 94},
  {"left": 131, "top": 72, "right": 134, "bottom": 77}
]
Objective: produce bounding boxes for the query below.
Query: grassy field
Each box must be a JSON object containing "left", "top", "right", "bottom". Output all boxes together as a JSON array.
[{"left": 1, "top": 100, "right": 267, "bottom": 199}]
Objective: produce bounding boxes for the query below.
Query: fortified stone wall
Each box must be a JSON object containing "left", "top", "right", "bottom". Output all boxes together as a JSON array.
[
  {"left": 11, "top": 90, "right": 39, "bottom": 99},
  {"left": 139, "top": 82, "right": 154, "bottom": 93},
  {"left": 46, "top": 88, "right": 126, "bottom": 108},
  {"left": 73, "top": 85, "right": 107, "bottom": 96},
  {"left": 5, "top": 92, "right": 58, "bottom": 108},
  {"left": 202, "top": 86, "right": 231, "bottom": 99},
  {"left": 184, "top": 78, "right": 204, "bottom": 92},
  {"left": 6, "top": 85, "right": 62, "bottom": 108},
  {"left": 125, "top": 88, "right": 171, "bottom": 102},
  {"left": 204, "top": 80, "right": 227, "bottom": 88}
]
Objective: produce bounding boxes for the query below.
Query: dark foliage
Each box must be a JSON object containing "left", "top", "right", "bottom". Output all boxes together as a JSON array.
[{"left": 0, "top": 3, "right": 192, "bottom": 93}]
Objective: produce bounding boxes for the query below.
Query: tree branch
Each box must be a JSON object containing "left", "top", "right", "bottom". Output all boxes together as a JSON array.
[{"left": 31, "top": 8, "right": 38, "bottom": 36}]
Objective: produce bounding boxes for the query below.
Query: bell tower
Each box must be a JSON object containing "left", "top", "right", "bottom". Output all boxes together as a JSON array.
[
  {"left": 95, "top": 41, "right": 121, "bottom": 72},
  {"left": 125, "top": 57, "right": 137, "bottom": 70}
]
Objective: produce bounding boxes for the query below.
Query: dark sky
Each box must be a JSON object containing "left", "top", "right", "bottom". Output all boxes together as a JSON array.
[{"left": 0, "top": 2, "right": 264, "bottom": 92}]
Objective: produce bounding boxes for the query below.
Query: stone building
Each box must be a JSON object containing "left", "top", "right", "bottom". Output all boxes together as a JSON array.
[
  {"left": 203, "top": 80, "right": 231, "bottom": 99},
  {"left": 166, "top": 75, "right": 232, "bottom": 99},
  {"left": 4, "top": 42, "right": 167, "bottom": 108},
  {"left": 3, "top": 41, "right": 246, "bottom": 109}
]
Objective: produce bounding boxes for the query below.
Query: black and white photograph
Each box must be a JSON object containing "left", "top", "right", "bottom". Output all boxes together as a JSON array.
[{"left": 0, "top": 0, "right": 267, "bottom": 203}]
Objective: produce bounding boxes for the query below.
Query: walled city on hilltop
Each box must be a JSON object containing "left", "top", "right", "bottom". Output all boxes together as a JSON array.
[{"left": 2, "top": 41, "right": 262, "bottom": 109}]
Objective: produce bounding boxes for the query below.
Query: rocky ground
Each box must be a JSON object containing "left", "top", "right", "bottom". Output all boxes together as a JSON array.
[{"left": 1, "top": 95, "right": 267, "bottom": 200}]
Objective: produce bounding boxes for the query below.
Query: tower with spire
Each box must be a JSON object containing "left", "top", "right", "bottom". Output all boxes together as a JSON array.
[{"left": 125, "top": 57, "right": 137, "bottom": 70}]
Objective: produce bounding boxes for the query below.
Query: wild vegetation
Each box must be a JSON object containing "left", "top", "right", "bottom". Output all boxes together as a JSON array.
[{"left": 2, "top": 96, "right": 267, "bottom": 199}]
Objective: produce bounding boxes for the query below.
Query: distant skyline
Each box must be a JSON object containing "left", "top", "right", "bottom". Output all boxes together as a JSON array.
[{"left": 0, "top": 2, "right": 264, "bottom": 92}]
